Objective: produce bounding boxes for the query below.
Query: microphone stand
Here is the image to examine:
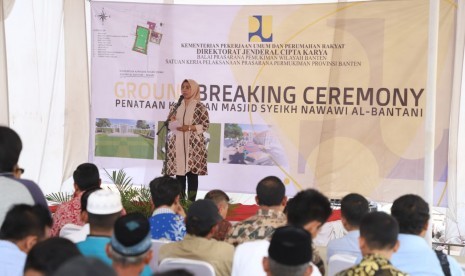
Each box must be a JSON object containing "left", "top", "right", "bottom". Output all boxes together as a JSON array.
[{"left": 157, "top": 99, "right": 183, "bottom": 176}]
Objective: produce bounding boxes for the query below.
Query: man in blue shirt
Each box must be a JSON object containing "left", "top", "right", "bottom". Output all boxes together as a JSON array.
[
  {"left": 327, "top": 193, "right": 369, "bottom": 262},
  {"left": 106, "top": 213, "right": 153, "bottom": 276},
  {"left": 77, "top": 190, "right": 123, "bottom": 264},
  {"left": 390, "top": 194, "right": 464, "bottom": 276},
  {"left": 0, "top": 204, "right": 52, "bottom": 276},
  {"left": 148, "top": 176, "right": 186, "bottom": 241},
  {"left": 76, "top": 189, "right": 152, "bottom": 276}
]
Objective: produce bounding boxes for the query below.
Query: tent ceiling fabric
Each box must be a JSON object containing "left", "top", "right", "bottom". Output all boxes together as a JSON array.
[
  {"left": 3, "top": 0, "right": 66, "bottom": 194},
  {"left": 62, "top": 0, "right": 90, "bottom": 187},
  {"left": 3, "top": 0, "right": 14, "bottom": 19},
  {"left": 1, "top": 0, "right": 10, "bottom": 125}
]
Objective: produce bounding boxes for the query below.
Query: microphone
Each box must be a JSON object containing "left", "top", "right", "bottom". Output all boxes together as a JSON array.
[
  {"left": 158, "top": 95, "right": 185, "bottom": 135},
  {"left": 176, "top": 95, "right": 184, "bottom": 106}
]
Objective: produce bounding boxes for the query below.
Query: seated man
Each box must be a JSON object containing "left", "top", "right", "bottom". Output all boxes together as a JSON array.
[
  {"left": 390, "top": 194, "right": 464, "bottom": 276},
  {"left": 232, "top": 189, "right": 331, "bottom": 276},
  {"left": 154, "top": 269, "right": 193, "bottom": 276},
  {"left": 77, "top": 190, "right": 152, "bottom": 276},
  {"left": 76, "top": 190, "right": 123, "bottom": 264},
  {"left": 204, "top": 189, "right": 233, "bottom": 241},
  {"left": 336, "top": 211, "right": 406, "bottom": 276},
  {"left": 53, "top": 256, "right": 116, "bottom": 276},
  {"left": 263, "top": 226, "right": 313, "bottom": 276},
  {"left": 159, "top": 199, "right": 235, "bottom": 276},
  {"left": 0, "top": 126, "right": 48, "bottom": 225},
  {"left": 227, "top": 176, "right": 287, "bottom": 246},
  {"left": 0, "top": 204, "right": 53, "bottom": 275},
  {"left": 283, "top": 188, "right": 332, "bottom": 275},
  {"left": 24, "top": 237, "right": 82, "bottom": 276},
  {"left": 106, "top": 213, "right": 153, "bottom": 276},
  {"left": 60, "top": 187, "right": 101, "bottom": 243},
  {"left": 51, "top": 163, "right": 101, "bottom": 236},
  {"left": 327, "top": 193, "right": 369, "bottom": 262},
  {"left": 149, "top": 176, "right": 186, "bottom": 241}
]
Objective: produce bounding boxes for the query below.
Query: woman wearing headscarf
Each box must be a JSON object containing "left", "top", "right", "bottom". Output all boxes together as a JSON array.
[{"left": 165, "top": 79, "right": 209, "bottom": 201}]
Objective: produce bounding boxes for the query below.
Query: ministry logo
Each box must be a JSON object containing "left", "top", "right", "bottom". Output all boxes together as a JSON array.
[{"left": 248, "top": 15, "right": 272, "bottom": 42}]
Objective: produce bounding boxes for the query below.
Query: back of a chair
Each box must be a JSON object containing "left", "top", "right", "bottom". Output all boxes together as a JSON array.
[
  {"left": 327, "top": 254, "right": 358, "bottom": 276},
  {"left": 149, "top": 239, "right": 172, "bottom": 271},
  {"left": 158, "top": 258, "right": 216, "bottom": 276}
]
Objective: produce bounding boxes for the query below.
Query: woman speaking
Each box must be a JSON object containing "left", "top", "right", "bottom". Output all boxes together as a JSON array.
[{"left": 165, "top": 79, "right": 209, "bottom": 201}]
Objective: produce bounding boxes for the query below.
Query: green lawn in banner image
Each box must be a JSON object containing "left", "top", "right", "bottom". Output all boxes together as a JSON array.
[
  {"left": 156, "top": 122, "right": 221, "bottom": 163},
  {"left": 95, "top": 134, "right": 154, "bottom": 159}
]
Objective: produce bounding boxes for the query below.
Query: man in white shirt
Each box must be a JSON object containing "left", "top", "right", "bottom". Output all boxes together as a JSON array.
[
  {"left": 233, "top": 239, "right": 322, "bottom": 276},
  {"left": 232, "top": 189, "right": 331, "bottom": 276},
  {"left": 263, "top": 226, "right": 314, "bottom": 276},
  {"left": 60, "top": 187, "right": 101, "bottom": 243}
]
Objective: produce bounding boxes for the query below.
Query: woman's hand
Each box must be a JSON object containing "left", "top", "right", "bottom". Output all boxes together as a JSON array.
[{"left": 177, "top": 125, "right": 194, "bottom": 132}]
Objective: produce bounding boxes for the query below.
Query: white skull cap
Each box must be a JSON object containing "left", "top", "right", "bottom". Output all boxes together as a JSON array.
[{"left": 87, "top": 189, "right": 123, "bottom": 215}]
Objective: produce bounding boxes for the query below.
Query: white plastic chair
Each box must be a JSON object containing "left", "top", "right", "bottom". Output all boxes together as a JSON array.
[
  {"left": 149, "top": 239, "right": 172, "bottom": 271},
  {"left": 158, "top": 258, "right": 216, "bottom": 276},
  {"left": 327, "top": 254, "right": 358, "bottom": 276}
]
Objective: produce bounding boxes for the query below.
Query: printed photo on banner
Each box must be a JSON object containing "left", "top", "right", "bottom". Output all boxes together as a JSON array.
[
  {"left": 223, "top": 123, "right": 287, "bottom": 166},
  {"left": 95, "top": 118, "right": 155, "bottom": 160}
]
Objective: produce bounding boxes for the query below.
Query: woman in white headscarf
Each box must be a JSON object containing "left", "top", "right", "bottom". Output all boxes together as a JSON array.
[{"left": 165, "top": 79, "right": 209, "bottom": 201}]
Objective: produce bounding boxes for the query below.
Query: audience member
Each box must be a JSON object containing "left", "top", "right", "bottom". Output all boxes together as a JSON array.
[
  {"left": 148, "top": 176, "right": 186, "bottom": 241},
  {"left": 204, "top": 189, "right": 233, "bottom": 241},
  {"left": 159, "top": 199, "right": 234, "bottom": 276},
  {"left": 227, "top": 176, "right": 287, "bottom": 246},
  {"left": 60, "top": 187, "right": 101, "bottom": 243},
  {"left": 336, "top": 211, "right": 406, "bottom": 276},
  {"left": 51, "top": 163, "right": 101, "bottom": 236},
  {"left": 232, "top": 189, "right": 331, "bottom": 276},
  {"left": 231, "top": 238, "right": 272, "bottom": 276},
  {"left": 24, "top": 237, "right": 82, "bottom": 276},
  {"left": 327, "top": 193, "right": 369, "bottom": 262},
  {"left": 0, "top": 126, "right": 48, "bottom": 225},
  {"left": 153, "top": 269, "right": 193, "bottom": 276},
  {"left": 76, "top": 190, "right": 122, "bottom": 264},
  {"left": 0, "top": 204, "right": 53, "bottom": 275},
  {"left": 390, "top": 194, "right": 464, "bottom": 276},
  {"left": 263, "top": 226, "right": 313, "bottom": 276},
  {"left": 285, "top": 188, "right": 332, "bottom": 274},
  {"left": 106, "top": 213, "right": 153, "bottom": 276},
  {"left": 52, "top": 256, "right": 116, "bottom": 276}
]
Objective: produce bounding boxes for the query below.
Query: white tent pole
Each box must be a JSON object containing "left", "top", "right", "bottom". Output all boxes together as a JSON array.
[
  {"left": 446, "top": 0, "right": 465, "bottom": 242},
  {"left": 424, "top": 0, "right": 440, "bottom": 245},
  {"left": 0, "top": 0, "right": 9, "bottom": 126}
]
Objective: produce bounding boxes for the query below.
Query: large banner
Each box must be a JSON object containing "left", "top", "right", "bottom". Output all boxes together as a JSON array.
[{"left": 90, "top": 0, "right": 456, "bottom": 205}]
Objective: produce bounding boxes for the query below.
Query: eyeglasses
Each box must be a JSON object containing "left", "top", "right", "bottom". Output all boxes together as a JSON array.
[{"left": 15, "top": 167, "right": 25, "bottom": 174}]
